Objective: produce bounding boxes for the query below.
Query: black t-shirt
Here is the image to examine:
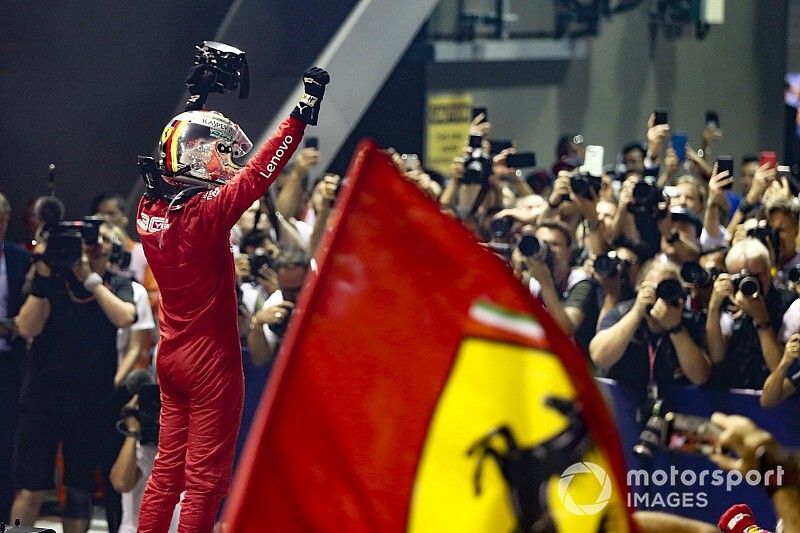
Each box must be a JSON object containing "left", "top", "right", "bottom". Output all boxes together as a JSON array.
[
  {"left": 707, "top": 285, "right": 796, "bottom": 390},
  {"left": 596, "top": 299, "right": 706, "bottom": 401},
  {"left": 20, "top": 271, "right": 133, "bottom": 412},
  {"left": 563, "top": 277, "right": 601, "bottom": 355}
]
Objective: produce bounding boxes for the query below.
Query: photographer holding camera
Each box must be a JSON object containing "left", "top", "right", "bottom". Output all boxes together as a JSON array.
[
  {"left": 524, "top": 219, "right": 600, "bottom": 354},
  {"left": 247, "top": 248, "right": 310, "bottom": 367},
  {"left": 593, "top": 238, "right": 648, "bottom": 325},
  {"left": 590, "top": 260, "right": 711, "bottom": 406},
  {"left": 10, "top": 220, "right": 135, "bottom": 533},
  {"left": 706, "top": 238, "right": 796, "bottom": 389},
  {"left": 765, "top": 199, "right": 800, "bottom": 286},
  {"left": 110, "top": 373, "right": 179, "bottom": 533}
]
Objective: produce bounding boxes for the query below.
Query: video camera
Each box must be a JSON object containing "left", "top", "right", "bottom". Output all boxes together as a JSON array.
[
  {"left": 42, "top": 216, "right": 104, "bottom": 270},
  {"left": 41, "top": 215, "right": 129, "bottom": 271},
  {"left": 185, "top": 41, "right": 249, "bottom": 111},
  {"left": 118, "top": 370, "right": 161, "bottom": 446}
]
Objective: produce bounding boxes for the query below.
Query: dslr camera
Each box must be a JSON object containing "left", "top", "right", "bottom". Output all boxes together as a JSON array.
[
  {"left": 594, "top": 251, "right": 633, "bottom": 279},
  {"left": 680, "top": 262, "right": 720, "bottom": 288},
  {"left": 246, "top": 250, "right": 275, "bottom": 284},
  {"left": 569, "top": 173, "right": 602, "bottom": 200},
  {"left": 118, "top": 370, "right": 161, "bottom": 446},
  {"left": 730, "top": 270, "right": 760, "bottom": 297},
  {"left": 627, "top": 175, "right": 668, "bottom": 217},
  {"left": 654, "top": 278, "right": 685, "bottom": 305}
]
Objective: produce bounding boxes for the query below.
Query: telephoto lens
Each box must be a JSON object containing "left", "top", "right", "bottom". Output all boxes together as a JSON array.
[
  {"left": 680, "top": 262, "right": 719, "bottom": 287},
  {"left": 655, "top": 278, "right": 684, "bottom": 305},
  {"left": 490, "top": 216, "right": 514, "bottom": 238},
  {"left": 594, "top": 254, "right": 620, "bottom": 278},
  {"left": 517, "top": 233, "right": 549, "bottom": 261},
  {"left": 633, "top": 400, "right": 665, "bottom": 459}
]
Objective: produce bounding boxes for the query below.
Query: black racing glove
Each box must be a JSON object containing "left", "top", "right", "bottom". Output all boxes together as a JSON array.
[{"left": 291, "top": 67, "right": 330, "bottom": 126}]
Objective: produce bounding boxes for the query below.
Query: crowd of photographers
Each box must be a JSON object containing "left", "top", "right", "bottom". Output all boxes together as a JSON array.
[{"left": 2, "top": 107, "right": 800, "bottom": 530}]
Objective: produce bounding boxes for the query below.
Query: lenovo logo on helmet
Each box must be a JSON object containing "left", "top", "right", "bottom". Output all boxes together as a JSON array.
[{"left": 260, "top": 135, "right": 294, "bottom": 181}]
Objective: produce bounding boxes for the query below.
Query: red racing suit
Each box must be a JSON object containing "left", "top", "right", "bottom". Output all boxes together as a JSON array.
[{"left": 135, "top": 116, "right": 305, "bottom": 532}]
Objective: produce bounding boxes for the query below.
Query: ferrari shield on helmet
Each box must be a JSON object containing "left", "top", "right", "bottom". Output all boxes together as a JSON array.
[{"left": 159, "top": 110, "right": 253, "bottom": 188}]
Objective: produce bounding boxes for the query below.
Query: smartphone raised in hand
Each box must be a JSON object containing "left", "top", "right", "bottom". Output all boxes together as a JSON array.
[
  {"left": 716, "top": 156, "right": 734, "bottom": 189},
  {"left": 490, "top": 139, "right": 513, "bottom": 155},
  {"left": 654, "top": 109, "right": 669, "bottom": 126},
  {"left": 305, "top": 137, "right": 319, "bottom": 150},
  {"left": 506, "top": 152, "right": 537, "bottom": 168},
  {"left": 583, "top": 145, "right": 604, "bottom": 177},
  {"left": 671, "top": 132, "right": 688, "bottom": 161},
  {"left": 760, "top": 151, "right": 777, "bottom": 169},
  {"left": 663, "top": 412, "right": 723, "bottom": 456}
]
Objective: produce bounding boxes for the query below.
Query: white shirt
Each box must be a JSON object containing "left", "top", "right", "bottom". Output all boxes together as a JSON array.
[
  {"left": 117, "top": 281, "right": 156, "bottom": 364},
  {"left": 259, "top": 289, "right": 284, "bottom": 352},
  {"left": 128, "top": 241, "right": 147, "bottom": 284},
  {"left": 699, "top": 225, "right": 728, "bottom": 252}
]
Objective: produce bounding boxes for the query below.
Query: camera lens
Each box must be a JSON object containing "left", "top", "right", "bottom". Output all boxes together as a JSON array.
[
  {"left": 594, "top": 254, "right": 619, "bottom": 278},
  {"left": 570, "top": 175, "right": 589, "bottom": 198},
  {"left": 633, "top": 413, "right": 665, "bottom": 459},
  {"left": 655, "top": 278, "right": 684, "bottom": 305},
  {"left": 738, "top": 276, "right": 760, "bottom": 297},
  {"left": 518, "top": 234, "right": 547, "bottom": 260},
  {"left": 490, "top": 217, "right": 513, "bottom": 238},
  {"left": 680, "top": 262, "right": 711, "bottom": 287},
  {"left": 632, "top": 181, "right": 652, "bottom": 202}
]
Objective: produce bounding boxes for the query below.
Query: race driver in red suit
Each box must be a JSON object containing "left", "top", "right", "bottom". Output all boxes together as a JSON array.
[{"left": 135, "top": 66, "right": 330, "bottom": 532}]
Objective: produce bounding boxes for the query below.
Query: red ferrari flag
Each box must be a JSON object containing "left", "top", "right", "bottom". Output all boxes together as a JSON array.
[{"left": 225, "top": 141, "right": 635, "bottom": 532}]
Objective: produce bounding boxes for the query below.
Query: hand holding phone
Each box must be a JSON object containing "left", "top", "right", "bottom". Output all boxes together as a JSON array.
[
  {"left": 506, "top": 152, "right": 537, "bottom": 168},
  {"left": 671, "top": 133, "right": 688, "bottom": 162},
  {"left": 663, "top": 412, "right": 723, "bottom": 456},
  {"left": 654, "top": 109, "right": 669, "bottom": 126},
  {"left": 760, "top": 151, "right": 777, "bottom": 169},
  {"left": 716, "top": 156, "right": 734, "bottom": 190}
]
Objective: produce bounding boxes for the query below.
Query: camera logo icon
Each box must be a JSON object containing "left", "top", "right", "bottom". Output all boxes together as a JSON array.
[{"left": 558, "top": 461, "right": 612, "bottom": 515}]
